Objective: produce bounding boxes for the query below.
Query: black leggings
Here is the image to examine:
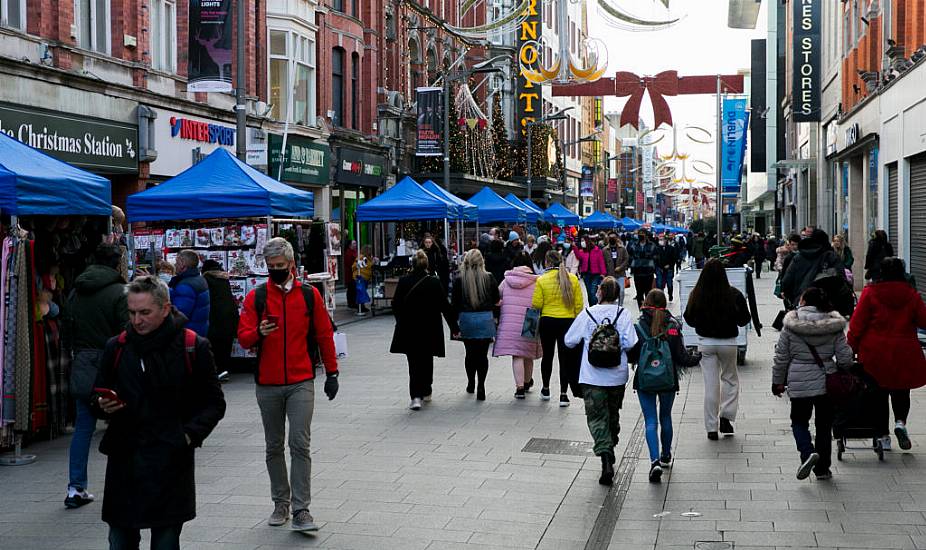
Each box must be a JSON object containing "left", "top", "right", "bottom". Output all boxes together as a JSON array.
[
  {"left": 463, "top": 339, "right": 491, "bottom": 387},
  {"left": 876, "top": 388, "right": 911, "bottom": 436},
  {"left": 538, "top": 317, "right": 581, "bottom": 396},
  {"left": 634, "top": 274, "right": 655, "bottom": 307}
]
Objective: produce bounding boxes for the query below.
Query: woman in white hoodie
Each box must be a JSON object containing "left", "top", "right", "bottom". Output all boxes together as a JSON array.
[{"left": 772, "top": 287, "right": 853, "bottom": 481}]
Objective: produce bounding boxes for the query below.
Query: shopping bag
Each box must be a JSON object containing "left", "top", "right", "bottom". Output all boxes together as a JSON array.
[
  {"left": 333, "top": 331, "right": 348, "bottom": 359},
  {"left": 624, "top": 277, "right": 632, "bottom": 289},
  {"left": 521, "top": 307, "right": 541, "bottom": 338}
]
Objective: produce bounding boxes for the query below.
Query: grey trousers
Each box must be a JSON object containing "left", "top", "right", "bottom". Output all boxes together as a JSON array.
[
  {"left": 255, "top": 379, "right": 315, "bottom": 512},
  {"left": 698, "top": 344, "right": 739, "bottom": 432}
]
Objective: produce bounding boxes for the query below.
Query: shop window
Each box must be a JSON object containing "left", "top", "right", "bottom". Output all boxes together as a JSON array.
[
  {"left": 1, "top": 0, "right": 26, "bottom": 31},
  {"left": 75, "top": 0, "right": 111, "bottom": 54},
  {"left": 150, "top": 0, "right": 176, "bottom": 72},
  {"left": 332, "top": 47, "right": 345, "bottom": 127},
  {"left": 269, "top": 30, "right": 316, "bottom": 125},
  {"left": 351, "top": 53, "right": 359, "bottom": 130}
]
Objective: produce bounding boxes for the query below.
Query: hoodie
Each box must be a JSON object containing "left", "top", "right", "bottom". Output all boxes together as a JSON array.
[
  {"left": 493, "top": 267, "right": 543, "bottom": 359},
  {"left": 780, "top": 237, "right": 841, "bottom": 305},
  {"left": 67, "top": 264, "right": 128, "bottom": 350},
  {"left": 772, "top": 306, "right": 853, "bottom": 398}
]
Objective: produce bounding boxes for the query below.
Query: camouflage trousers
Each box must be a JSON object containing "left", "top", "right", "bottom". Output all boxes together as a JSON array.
[{"left": 582, "top": 383, "right": 627, "bottom": 458}]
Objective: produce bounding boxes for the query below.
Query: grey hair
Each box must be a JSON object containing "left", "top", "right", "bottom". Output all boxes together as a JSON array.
[
  {"left": 177, "top": 249, "right": 200, "bottom": 269},
  {"left": 263, "top": 237, "right": 294, "bottom": 262},
  {"left": 127, "top": 275, "right": 171, "bottom": 307}
]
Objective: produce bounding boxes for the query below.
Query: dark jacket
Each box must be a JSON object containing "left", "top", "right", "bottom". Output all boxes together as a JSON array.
[
  {"left": 864, "top": 239, "right": 894, "bottom": 280},
  {"left": 66, "top": 265, "right": 128, "bottom": 400},
  {"left": 628, "top": 309, "right": 701, "bottom": 392},
  {"left": 169, "top": 268, "right": 211, "bottom": 336},
  {"left": 203, "top": 270, "right": 239, "bottom": 347},
  {"left": 485, "top": 250, "right": 509, "bottom": 288},
  {"left": 91, "top": 310, "right": 226, "bottom": 529},
  {"left": 68, "top": 264, "right": 128, "bottom": 350},
  {"left": 390, "top": 270, "right": 459, "bottom": 357},
  {"left": 452, "top": 273, "right": 500, "bottom": 314},
  {"left": 780, "top": 239, "right": 842, "bottom": 305},
  {"left": 691, "top": 236, "right": 706, "bottom": 259},
  {"left": 684, "top": 287, "right": 751, "bottom": 339},
  {"left": 629, "top": 241, "right": 658, "bottom": 277},
  {"left": 424, "top": 244, "right": 450, "bottom": 292},
  {"left": 654, "top": 243, "right": 677, "bottom": 271},
  {"left": 602, "top": 244, "right": 629, "bottom": 277}
]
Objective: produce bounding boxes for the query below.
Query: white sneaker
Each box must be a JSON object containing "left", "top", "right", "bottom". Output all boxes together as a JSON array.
[
  {"left": 409, "top": 398, "right": 422, "bottom": 410},
  {"left": 422, "top": 394, "right": 432, "bottom": 402},
  {"left": 895, "top": 421, "right": 912, "bottom": 450},
  {"left": 880, "top": 436, "right": 892, "bottom": 451}
]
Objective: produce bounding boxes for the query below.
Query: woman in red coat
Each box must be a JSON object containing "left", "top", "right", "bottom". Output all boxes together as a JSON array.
[{"left": 848, "top": 258, "right": 926, "bottom": 451}]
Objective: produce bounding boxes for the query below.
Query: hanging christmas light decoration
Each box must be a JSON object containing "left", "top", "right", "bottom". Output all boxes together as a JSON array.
[{"left": 596, "top": 0, "right": 681, "bottom": 31}]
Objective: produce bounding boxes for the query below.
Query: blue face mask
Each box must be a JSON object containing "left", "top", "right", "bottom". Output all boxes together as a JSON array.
[{"left": 564, "top": 243, "right": 571, "bottom": 250}]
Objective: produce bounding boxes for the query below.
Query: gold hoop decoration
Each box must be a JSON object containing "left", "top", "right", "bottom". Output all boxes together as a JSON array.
[
  {"left": 540, "top": 58, "right": 561, "bottom": 81},
  {"left": 596, "top": 0, "right": 680, "bottom": 30},
  {"left": 691, "top": 160, "right": 714, "bottom": 175},
  {"left": 685, "top": 125, "right": 713, "bottom": 144}
]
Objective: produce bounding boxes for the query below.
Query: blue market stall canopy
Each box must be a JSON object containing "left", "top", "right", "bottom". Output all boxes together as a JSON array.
[
  {"left": 523, "top": 198, "right": 545, "bottom": 216},
  {"left": 504, "top": 194, "right": 540, "bottom": 224},
  {"left": 357, "top": 176, "right": 456, "bottom": 221},
  {"left": 582, "top": 211, "right": 619, "bottom": 230},
  {"left": 0, "top": 130, "right": 112, "bottom": 216},
  {"left": 467, "top": 186, "right": 526, "bottom": 224},
  {"left": 543, "top": 202, "right": 580, "bottom": 226},
  {"left": 127, "top": 148, "right": 313, "bottom": 222},
  {"left": 620, "top": 217, "right": 643, "bottom": 230},
  {"left": 422, "top": 180, "right": 478, "bottom": 221}
]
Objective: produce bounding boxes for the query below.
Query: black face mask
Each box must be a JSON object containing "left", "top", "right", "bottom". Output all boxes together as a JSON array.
[{"left": 268, "top": 267, "right": 291, "bottom": 285}]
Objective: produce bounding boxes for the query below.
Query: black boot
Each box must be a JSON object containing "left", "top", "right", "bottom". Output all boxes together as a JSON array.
[{"left": 599, "top": 454, "right": 615, "bottom": 486}]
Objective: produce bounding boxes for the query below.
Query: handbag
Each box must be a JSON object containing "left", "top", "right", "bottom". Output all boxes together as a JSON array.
[
  {"left": 802, "top": 338, "right": 859, "bottom": 400},
  {"left": 521, "top": 307, "right": 541, "bottom": 338},
  {"left": 772, "top": 310, "right": 787, "bottom": 331}
]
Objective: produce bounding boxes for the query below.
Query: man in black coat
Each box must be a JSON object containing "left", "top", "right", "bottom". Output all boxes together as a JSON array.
[
  {"left": 92, "top": 276, "right": 226, "bottom": 549},
  {"left": 201, "top": 259, "right": 240, "bottom": 372}
]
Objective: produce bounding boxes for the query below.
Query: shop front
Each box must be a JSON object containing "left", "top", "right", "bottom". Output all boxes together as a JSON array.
[
  {"left": 331, "top": 146, "right": 387, "bottom": 247},
  {"left": 268, "top": 134, "right": 331, "bottom": 215},
  {"left": 143, "top": 106, "right": 267, "bottom": 182},
  {"left": 0, "top": 100, "right": 139, "bottom": 204}
]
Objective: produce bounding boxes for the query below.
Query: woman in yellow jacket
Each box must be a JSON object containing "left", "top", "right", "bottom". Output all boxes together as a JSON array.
[
  {"left": 352, "top": 245, "right": 374, "bottom": 315},
  {"left": 532, "top": 250, "right": 584, "bottom": 406}
]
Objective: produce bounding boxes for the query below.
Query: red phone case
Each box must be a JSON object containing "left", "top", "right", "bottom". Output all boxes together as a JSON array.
[{"left": 93, "top": 387, "right": 125, "bottom": 405}]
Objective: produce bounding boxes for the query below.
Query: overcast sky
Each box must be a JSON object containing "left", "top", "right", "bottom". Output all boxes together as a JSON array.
[{"left": 586, "top": 0, "right": 769, "bottom": 169}]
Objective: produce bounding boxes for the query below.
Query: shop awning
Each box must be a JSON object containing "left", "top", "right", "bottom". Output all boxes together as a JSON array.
[
  {"left": 0, "top": 131, "right": 112, "bottom": 216},
  {"left": 582, "top": 211, "right": 620, "bottom": 229},
  {"left": 126, "top": 148, "right": 313, "bottom": 222},
  {"left": 504, "top": 194, "right": 540, "bottom": 224},
  {"left": 543, "top": 202, "right": 580, "bottom": 226},
  {"left": 357, "top": 176, "right": 456, "bottom": 221},
  {"left": 467, "top": 186, "right": 526, "bottom": 224},
  {"left": 422, "top": 180, "right": 478, "bottom": 221}
]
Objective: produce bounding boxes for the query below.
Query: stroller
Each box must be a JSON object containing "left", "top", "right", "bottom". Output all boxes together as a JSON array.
[{"left": 833, "top": 366, "right": 885, "bottom": 462}]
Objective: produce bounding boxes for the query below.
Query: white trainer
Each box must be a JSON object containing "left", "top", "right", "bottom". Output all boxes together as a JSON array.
[{"left": 409, "top": 398, "right": 422, "bottom": 410}]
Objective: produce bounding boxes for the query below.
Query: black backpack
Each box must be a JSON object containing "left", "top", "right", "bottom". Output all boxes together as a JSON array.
[
  {"left": 586, "top": 308, "right": 624, "bottom": 368},
  {"left": 253, "top": 283, "right": 337, "bottom": 366}
]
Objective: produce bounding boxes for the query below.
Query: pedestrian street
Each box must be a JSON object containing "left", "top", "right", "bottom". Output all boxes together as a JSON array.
[{"left": 3, "top": 275, "right": 926, "bottom": 550}]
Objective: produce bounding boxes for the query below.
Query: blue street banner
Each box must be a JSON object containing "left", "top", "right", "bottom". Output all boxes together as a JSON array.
[
  {"left": 580, "top": 165, "right": 594, "bottom": 197},
  {"left": 721, "top": 98, "right": 750, "bottom": 193}
]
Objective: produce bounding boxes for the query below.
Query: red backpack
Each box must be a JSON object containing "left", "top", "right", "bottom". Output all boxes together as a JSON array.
[{"left": 111, "top": 328, "right": 198, "bottom": 374}]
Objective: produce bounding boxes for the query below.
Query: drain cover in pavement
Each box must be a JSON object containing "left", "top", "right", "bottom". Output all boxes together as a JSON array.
[
  {"left": 521, "top": 438, "right": 594, "bottom": 456},
  {"left": 694, "top": 543, "right": 732, "bottom": 550}
]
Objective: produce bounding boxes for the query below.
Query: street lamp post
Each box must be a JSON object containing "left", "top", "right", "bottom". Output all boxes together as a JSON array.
[
  {"left": 562, "top": 133, "right": 599, "bottom": 211},
  {"left": 440, "top": 56, "right": 508, "bottom": 191},
  {"left": 526, "top": 107, "right": 573, "bottom": 201}
]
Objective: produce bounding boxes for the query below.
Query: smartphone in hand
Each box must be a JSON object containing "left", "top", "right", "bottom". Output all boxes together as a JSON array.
[{"left": 93, "top": 387, "right": 126, "bottom": 407}]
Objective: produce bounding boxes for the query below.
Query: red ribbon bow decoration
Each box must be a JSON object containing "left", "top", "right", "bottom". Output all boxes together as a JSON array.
[{"left": 614, "top": 70, "right": 678, "bottom": 129}]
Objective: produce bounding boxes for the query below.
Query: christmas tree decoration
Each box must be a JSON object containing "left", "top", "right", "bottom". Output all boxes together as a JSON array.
[{"left": 490, "top": 101, "right": 511, "bottom": 180}]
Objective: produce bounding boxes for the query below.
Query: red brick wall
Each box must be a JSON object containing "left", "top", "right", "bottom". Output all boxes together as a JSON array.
[{"left": 841, "top": 12, "right": 883, "bottom": 112}]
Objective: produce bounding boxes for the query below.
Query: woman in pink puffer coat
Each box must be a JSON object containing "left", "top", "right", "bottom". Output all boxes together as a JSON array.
[{"left": 494, "top": 252, "right": 543, "bottom": 398}]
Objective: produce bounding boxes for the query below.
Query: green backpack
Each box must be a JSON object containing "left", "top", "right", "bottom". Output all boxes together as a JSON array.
[{"left": 634, "top": 322, "right": 675, "bottom": 393}]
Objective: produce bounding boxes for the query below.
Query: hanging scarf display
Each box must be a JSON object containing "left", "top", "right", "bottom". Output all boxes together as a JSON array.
[
  {"left": 0, "top": 238, "right": 10, "bottom": 428},
  {"left": 14, "top": 239, "right": 33, "bottom": 432}
]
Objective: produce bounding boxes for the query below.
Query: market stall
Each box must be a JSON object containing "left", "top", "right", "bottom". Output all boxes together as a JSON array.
[
  {"left": 543, "top": 202, "right": 581, "bottom": 226},
  {"left": 0, "top": 131, "right": 114, "bottom": 464},
  {"left": 620, "top": 217, "right": 644, "bottom": 231},
  {"left": 125, "top": 148, "right": 315, "bottom": 358},
  {"left": 467, "top": 186, "right": 527, "bottom": 225},
  {"left": 503, "top": 194, "right": 540, "bottom": 224},
  {"left": 356, "top": 176, "right": 460, "bottom": 310},
  {"left": 582, "top": 211, "right": 620, "bottom": 230}
]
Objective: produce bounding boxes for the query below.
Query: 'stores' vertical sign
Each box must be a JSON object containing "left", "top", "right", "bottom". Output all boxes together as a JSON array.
[
  {"left": 517, "top": 0, "right": 542, "bottom": 136},
  {"left": 792, "top": 0, "right": 820, "bottom": 122}
]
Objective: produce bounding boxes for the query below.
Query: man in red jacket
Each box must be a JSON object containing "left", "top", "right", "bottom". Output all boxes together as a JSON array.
[{"left": 238, "top": 237, "right": 339, "bottom": 533}]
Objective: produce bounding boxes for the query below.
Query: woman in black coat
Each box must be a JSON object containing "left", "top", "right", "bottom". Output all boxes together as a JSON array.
[
  {"left": 864, "top": 229, "right": 894, "bottom": 282},
  {"left": 390, "top": 250, "right": 459, "bottom": 410},
  {"left": 201, "top": 260, "right": 239, "bottom": 372}
]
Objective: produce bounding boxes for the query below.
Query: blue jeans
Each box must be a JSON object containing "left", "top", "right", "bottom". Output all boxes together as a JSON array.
[
  {"left": 108, "top": 524, "right": 182, "bottom": 550},
  {"left": 615, "top": 276, "right": 626, "bottom": 306},
  {"left": 790, "top": 395, "right": 833, "bottom": 473},
  {"left": 638, "top": 390, "right": 676, "bottom": 463},
  {"left": 68, "top": 399, "right": 98, "bottom": 491},
  {"left": 655, "top": 267, "right": 674, "bottom": 297},
  {"left": 583, "top": 274, "right": 602, "bottom": 306}
]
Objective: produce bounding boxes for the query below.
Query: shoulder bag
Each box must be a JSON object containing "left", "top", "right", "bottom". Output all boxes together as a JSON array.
[{"left": 801, "top": 337, "right": 859, "bottom": 401}]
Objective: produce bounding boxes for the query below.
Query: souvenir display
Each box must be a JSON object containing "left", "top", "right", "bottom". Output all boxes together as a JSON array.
[
  {"left": 194, "top": 228, "right": 211, "bottom": 248},
  {"left": 240, "top": 225, "right": 256, "bottom": 246},
  {"left": 210, "top": 227, "right": 225, "bottom": 246}
]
